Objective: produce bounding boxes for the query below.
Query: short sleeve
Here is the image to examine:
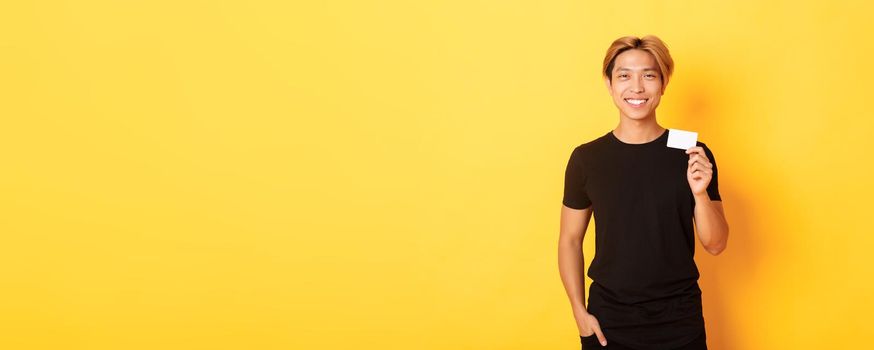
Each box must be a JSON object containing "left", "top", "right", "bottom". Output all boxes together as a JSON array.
[
  {"left": 702, "top": 143, "right": 722, "bottom": 201},
  {"left": 562, "top": 147, "right": 592, "bottom": 209}
]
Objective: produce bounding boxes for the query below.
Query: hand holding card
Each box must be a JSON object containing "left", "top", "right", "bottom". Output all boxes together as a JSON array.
[
  {"left": 668, "top": 128, "right": 710, "bottom": 195},
  {"left": 681, "top": 133, "right": 713, "bottom": 196}
]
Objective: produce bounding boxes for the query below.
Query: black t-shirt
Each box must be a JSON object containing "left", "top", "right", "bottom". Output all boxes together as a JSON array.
[{"left": 563, "top": 128, "right": 721, "bottom": 349}]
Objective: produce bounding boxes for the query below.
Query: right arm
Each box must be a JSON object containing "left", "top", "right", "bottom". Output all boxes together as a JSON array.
[{"left": 558, "top": 204, "right": 608, "bottom": 346}]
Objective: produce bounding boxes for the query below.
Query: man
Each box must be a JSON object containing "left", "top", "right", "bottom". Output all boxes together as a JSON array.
[{"left": 558, "top": 35, "right": 730, "bottom": 350}]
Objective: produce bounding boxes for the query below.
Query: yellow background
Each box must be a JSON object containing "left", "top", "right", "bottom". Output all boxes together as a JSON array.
[{"left": 2, "top": 1, "right": 873, "bottom": 349}]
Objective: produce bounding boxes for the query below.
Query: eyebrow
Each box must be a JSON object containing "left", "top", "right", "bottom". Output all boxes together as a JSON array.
[{"left": 616, "top": 67, "right": 658, "bottom": 72}]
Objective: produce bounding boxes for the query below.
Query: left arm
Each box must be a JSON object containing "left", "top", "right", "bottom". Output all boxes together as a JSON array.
[
  {"left": 693, "top": 196, "right": 729, "bottom": 255},
  {"left": 686, "top": 146, "right": 730, "bottom": 255}
]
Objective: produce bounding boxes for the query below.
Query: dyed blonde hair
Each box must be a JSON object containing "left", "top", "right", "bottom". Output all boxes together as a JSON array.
[{"left": 603, "top": 35, "right": 674, "bottom": 92}]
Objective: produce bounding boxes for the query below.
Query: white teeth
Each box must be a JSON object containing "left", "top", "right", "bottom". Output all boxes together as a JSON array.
[{"left": 625, "top": 99, "right": 647, "bottom": 105}]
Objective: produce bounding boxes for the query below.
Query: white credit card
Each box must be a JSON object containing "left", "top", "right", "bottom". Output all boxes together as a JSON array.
[{"left": 666, "top": 128, "right": 698, "bottom": 150}]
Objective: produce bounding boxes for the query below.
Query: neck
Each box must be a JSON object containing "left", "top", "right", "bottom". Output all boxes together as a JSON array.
[{"left": 612, "top": 115, "right": 665, "bottom": 144}]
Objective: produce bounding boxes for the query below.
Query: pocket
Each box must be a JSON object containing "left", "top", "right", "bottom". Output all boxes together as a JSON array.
[{"left": 580, "top": 333, "right": 600, "bottom": 349}]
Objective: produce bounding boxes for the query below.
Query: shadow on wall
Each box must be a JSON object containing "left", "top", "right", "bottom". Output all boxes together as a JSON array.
[{"left": 675, "top": 58, "right": 768, "bottom": 350}]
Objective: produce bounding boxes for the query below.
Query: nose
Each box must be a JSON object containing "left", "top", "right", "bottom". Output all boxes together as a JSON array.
[{"left": 631, "top": 77, "right": 644, "bottom": 93}]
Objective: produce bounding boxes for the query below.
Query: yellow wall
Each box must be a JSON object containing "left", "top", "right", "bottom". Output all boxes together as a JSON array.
[{"left": 2, "top": 1, "right": 872, "bottom": 349}]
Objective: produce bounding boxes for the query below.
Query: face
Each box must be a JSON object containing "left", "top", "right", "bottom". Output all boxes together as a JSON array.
[{"left": 605, "top": 49, "right": 664, "bottom": 121}]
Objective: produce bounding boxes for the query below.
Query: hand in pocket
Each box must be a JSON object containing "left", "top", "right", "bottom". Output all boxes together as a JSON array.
[{"left": 579, "top": 313, "right": 607, "bottom": 347}]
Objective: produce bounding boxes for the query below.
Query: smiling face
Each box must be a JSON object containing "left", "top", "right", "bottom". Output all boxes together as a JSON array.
[{"left": 604, "top": 49, "right": 665, "bottom": 121}]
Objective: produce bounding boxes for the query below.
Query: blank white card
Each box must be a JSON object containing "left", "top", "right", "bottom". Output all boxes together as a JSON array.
[{"left": 666, "top": 129, "right": 698, "bottom": 150}]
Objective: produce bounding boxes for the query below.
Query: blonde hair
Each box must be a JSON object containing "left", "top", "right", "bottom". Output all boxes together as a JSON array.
[{"left": 603, "top": 35, "right": 674, "bottom": 92}]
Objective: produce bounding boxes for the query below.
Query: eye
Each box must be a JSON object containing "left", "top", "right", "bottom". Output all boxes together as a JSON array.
[
  {"left": 618, "top": 74, "right": 628, "bottom": 78},
  {"left": 645, "top": 74, "right": 656, "bottom": 78}
]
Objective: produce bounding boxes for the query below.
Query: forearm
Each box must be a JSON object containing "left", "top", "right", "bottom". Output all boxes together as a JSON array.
[
  {"left": 693, "top": 194, "right": 729, "bottom": 254},
  {"left": 558, "top": 239, "right": 589, "bottom": 316}
]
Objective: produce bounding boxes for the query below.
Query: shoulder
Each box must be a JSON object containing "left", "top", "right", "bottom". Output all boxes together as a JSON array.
[
  {"left": 572, "top": 132, "right": 611, "bottom": 155},
  {"left": 695, "top": 141, "right": 720, "bottom": 164},
  {"left": 567, "top": 134, "right": 610, "bottom": 173},
  {"left": 695, "top": 140, "right": 716, "bottom": 154}
]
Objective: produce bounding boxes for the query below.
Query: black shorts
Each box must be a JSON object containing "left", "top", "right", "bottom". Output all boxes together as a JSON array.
[{"left": 580, "top": 330, "right": 706, "bottom": 350}]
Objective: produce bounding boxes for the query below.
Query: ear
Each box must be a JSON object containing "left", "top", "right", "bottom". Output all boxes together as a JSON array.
[{"left": 604, "top": 77, "right": 612, "bottom": 93}]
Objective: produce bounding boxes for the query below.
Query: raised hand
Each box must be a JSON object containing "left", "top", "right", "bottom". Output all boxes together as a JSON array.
[{"left": 685, "top": 146, "right": 712, "bottom": 196}]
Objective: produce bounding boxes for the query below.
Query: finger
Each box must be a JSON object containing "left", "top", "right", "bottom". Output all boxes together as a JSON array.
[
  {"left": 687, "top": 151, "right": 710, "bottom": 165},
  {"left": 689, "top": 166, "right": 711, "bottom": 180},
  {"left": 688, "top": 148, "right": 711, "bottom": 164},
  {"left": 684, "top": 146, "right": 703, "bottom": 155},
  {"left": 691, "top": 153, "right": 709, "bottom": 163},
  {"left": 689, "top": 166, "right": 703, "bottom": 179},
  {"left": 693, "top": 163, "right": 711, "bottom": 173},
  {"left": 593, "top": 325, "right": 607, "bottom": 346},
  {"left": 687, "top": 155, "right": 711, "bottom": 168}
]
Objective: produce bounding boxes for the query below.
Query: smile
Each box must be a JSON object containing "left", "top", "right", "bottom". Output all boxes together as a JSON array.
[{"left": 624, "top": 98, "right": 648, "bottom": 107}]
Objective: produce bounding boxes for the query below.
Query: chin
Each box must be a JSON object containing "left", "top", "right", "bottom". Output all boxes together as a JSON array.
[{"left": 624, "top": 110, "right": 652, "bottom": 119}]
